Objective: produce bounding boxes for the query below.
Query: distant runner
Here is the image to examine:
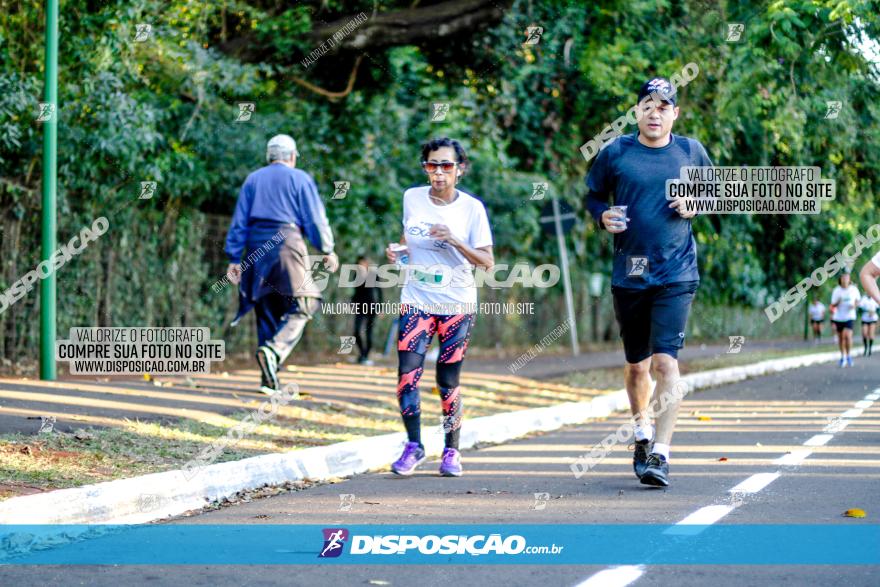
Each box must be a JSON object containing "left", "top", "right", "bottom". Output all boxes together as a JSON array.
[
  {"left": 829, "top": 272, "right": 860, "bottom": 368},
  {"left": 808, "top": 297, "right": 826, "bottom": 343},
  {"left": 584, "top": 77, "right": 712, "bottom": 487},
  {"left": 858, "top": 293, "right": 878, "bottom": 357}
]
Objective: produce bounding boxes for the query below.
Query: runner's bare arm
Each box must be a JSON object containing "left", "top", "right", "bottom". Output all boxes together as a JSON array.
[{"left": 860, "top": 260, "right": 880, "bottom": 305}]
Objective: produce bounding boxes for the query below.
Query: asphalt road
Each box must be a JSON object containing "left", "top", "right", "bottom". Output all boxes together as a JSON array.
[{"left": 2, "top": 357, "right": 878, "bottom": 586}]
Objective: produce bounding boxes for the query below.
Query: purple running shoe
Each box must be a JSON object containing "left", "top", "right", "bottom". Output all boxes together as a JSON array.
[
  {"left": 391, "top": 441, "right": 426, "bottom": 476},
  {"left": 439, "top": 447, "right": 463, "bottom": 477}
]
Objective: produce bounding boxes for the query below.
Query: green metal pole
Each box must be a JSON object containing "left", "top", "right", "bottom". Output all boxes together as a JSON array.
[{"left": 40, "top": 0, "right": 58, "bottom": 381}]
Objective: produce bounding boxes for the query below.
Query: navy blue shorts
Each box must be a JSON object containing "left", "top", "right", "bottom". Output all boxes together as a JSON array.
[
  {"left": 611, "top": 281, "right": 699, "bottom": 363},
  {"left": 833, "top": 320, "right": 854, "bottom": 333}
]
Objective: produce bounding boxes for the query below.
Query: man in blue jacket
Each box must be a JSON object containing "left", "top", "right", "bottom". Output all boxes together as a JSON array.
[
  {"left": 225, "top": 134, "right": 338, "bottom": 394},
  {"left": 584, "top": 77, "right": 713, "bottom": 487}
]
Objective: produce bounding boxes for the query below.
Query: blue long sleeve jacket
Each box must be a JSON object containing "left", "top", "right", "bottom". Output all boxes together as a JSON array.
[{"left": 224, "top": 163, "right": 334, "bottom": 262}]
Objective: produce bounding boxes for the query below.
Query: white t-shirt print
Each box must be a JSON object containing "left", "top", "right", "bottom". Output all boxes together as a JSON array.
[
  {"left": 400, "top": 186, "right": 493, "bottom": 314},
  {"left": 831, "top": 284, "right": 860, "bottom": 321}
]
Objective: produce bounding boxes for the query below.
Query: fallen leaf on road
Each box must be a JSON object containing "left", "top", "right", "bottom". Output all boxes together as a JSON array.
[
  {"left": 697, "top": 416, "right": 712, "bottom": 421},
  {"left": 365, "top": 501, "right": 380, "bottom": 505},
  {"left": 718, "top": 457, "right": 728, "bottom": 461},
  {"left": 142, "top": 374, "right": 152, "bottom": 381},
  {"left": 844, "top": 508, "right": 866, "bottom": 518}
]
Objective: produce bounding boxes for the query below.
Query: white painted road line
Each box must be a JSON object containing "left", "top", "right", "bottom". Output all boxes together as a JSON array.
[
  {"left": 664, "top": 505, "right": 736, "bottom": 535},
  {"left": 841, "top": 408, "right": 863, "bottom": 419},
  {"left": 728, "top": 472, "right": 780, "bottom": 494},
  {"left": 854, "top": 400, "right": 874, "bottom": 409},
  {"left": 574, "top": 565, "right": 645, "bottom": 587},
  {"left": 773, "top": 449, "right": 812, "bottom": 466},
  {"left": 865, "top": 393, "right": 880, "bottom": 401},
  {"left": 823, "top": 419, "right": 850, "bottom": 433},
  {"left": 803, "top": 434, "right": 834, "bottom": 447}
]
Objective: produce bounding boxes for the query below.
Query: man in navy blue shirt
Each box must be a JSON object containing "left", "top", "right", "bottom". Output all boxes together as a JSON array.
[
  {"left": 225, "top": 134, "right": 338, "bottom": 394},
  {"left": 585, "top": 77, "right": 713, "bottom": 487}
]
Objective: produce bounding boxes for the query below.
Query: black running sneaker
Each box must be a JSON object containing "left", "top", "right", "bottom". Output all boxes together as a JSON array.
[
  {"left": 632, "top": 439, "right": 652, "bottom": 479},
  {"left": 255, "top": 346, "right": 279, "bottom": 394},
  {"left": 639, "top": 453, "right": 669, "bottom": 487}
]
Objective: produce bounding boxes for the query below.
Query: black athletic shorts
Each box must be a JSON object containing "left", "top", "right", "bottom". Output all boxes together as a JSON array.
[
  {"left": 833, "top": 320, "right": 854, "bottom": 333},
  {"left": 611, "top": 280, "right": 699, "bottom": 363},
  {"left": 810, "top": 319, "right": 824, "bottom": 325}
]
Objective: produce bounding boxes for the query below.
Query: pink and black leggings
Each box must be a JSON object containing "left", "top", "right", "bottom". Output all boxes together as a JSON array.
[{"left": 397, "top": 306, "right": 475, "bottom": 450}]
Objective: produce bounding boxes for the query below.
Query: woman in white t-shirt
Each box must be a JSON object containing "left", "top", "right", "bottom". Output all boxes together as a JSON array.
[
  {"left": 858, "top": 294, "right": 878, "bottom": 357},
  {"left": 829, "top": 272, "right": 860, "bottom": 367},
  {"left": 384, "top": 138, "right": 494, "bottom": 478},
  {"left": 808, "top": 297, "right": 826, "bottom": 342}
]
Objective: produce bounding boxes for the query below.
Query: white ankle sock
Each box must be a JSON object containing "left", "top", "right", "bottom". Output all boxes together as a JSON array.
[
  {"left": 633, "top": 423, "right": 654, "bottom": 442},
  {"left": 651, "top": 442, "right": 670, "bottom": 460}
]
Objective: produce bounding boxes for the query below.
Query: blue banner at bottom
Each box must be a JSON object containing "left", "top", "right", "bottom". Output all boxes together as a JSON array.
[{"left": 1, "top": 525, "right": 877, "bottom": 565}]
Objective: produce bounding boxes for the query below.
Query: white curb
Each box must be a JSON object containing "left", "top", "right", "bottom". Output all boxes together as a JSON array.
[{"left": 0, "top": 351, "right": 839, "bottom": 524}]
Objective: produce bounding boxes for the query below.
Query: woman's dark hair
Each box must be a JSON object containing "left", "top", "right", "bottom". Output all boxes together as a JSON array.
[
  {"left": 839, "top": 272, "right": 851, "bottom": 285},
  {"left": 421, "top": 137, "right": 469, "bottom": 175}
]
